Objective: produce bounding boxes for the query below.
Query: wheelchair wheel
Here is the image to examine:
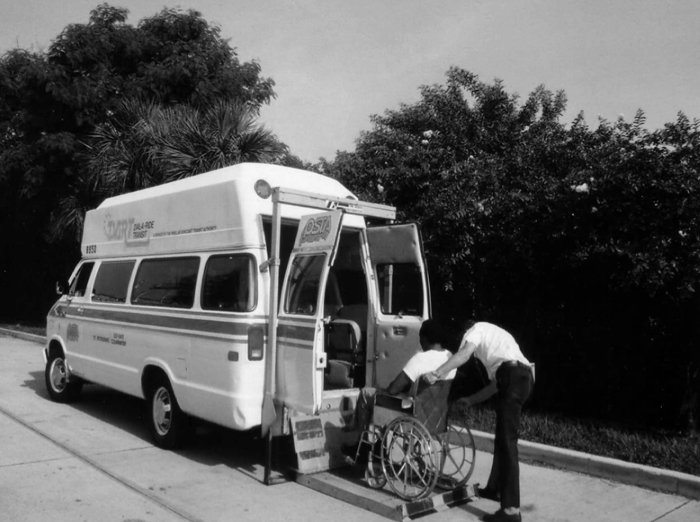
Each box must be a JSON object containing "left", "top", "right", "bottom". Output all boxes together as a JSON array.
[
  {"left": 380, "top": 416, "right": 439, "bottom": 500},
  {"left": 436, "top": 417, "right": 476, "bottom": 490}
]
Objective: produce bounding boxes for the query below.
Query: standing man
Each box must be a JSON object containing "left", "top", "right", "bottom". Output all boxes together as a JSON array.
[{"left": 424, "top": 320, "right": 533, "bottom": 522}]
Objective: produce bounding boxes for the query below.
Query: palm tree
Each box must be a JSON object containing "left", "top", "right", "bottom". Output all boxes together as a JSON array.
[
  {"left": 154, "top": 100, "right": 288, "bottom": 181},
  {"left": 49, "top": 98, "right": 288, "bottom": 242}
]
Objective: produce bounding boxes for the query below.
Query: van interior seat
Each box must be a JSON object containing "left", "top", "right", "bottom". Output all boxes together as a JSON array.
[
  {"left": 325, "top": 316, "right": 363, "bottom": 389},
  {"left": 324, "top": 304, "right": 369, "bottom": 389},
  {"left": 336, "top": 304, "right": 368, "bottom": 336}
]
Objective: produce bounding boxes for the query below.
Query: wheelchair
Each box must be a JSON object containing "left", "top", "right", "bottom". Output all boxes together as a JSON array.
[{"left": 350, "top": 379, "right": 477, "bottom": 501}]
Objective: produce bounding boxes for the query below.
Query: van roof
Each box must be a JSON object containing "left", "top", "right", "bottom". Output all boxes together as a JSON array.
[{"left": 82, "top": 163, "right": 362, "bottom": 259}]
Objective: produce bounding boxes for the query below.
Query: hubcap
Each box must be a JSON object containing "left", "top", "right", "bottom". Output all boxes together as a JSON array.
[
  {"left": 152, "top": 386, "right": 172, "bottom": 436},
  {"left": 50, "top": 359, "right": 67, "bottom": 392}
]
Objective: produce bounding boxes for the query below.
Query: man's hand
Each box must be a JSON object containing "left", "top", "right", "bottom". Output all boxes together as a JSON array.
[
  {"left": 422, "top": 371, "right": 439, "bottom": 385},
  {"left": 455, "top": 397, "right": 472, "bottom": 409}
]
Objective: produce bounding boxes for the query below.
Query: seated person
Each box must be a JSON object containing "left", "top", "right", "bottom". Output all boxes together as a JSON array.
[{"left": 342, "top": 318, "right": 456, "bottom": 459}]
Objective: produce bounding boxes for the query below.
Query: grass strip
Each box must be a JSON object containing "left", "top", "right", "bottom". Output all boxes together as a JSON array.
[{"left": 461, "top": 405, "right": 700, "bottom": 476}]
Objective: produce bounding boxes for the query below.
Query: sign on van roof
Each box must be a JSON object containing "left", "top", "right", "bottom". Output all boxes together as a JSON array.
[{"left": 81, "top": 163, "right": 359, "bottom": 259}]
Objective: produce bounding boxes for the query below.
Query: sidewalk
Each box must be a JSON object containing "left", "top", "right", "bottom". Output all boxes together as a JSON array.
[{"left": 2, "top": 330, "right": 699, "bottom": 521}]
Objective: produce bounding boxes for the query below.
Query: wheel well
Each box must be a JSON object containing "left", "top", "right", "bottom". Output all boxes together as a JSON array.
[
  {"left": 48, "top": 340, "right": 64, "bottom": 359},
  {"left": 141, "top": 365, "right": 168, "bottom": 398}
]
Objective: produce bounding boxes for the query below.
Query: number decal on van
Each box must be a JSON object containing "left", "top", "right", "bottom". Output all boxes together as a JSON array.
[{"left": 86, "top": 245, "right": 97, "bottom": 255}]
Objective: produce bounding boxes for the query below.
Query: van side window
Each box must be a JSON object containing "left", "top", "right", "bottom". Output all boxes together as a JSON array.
[
  {"left": 285, "top": 254, "right": 325, "bottom": 315},
  {"left": 70, "top": 262, "right": 94, "bottom": 297},
  {"left": 92, "top": 261, "right": 135, "bottom": 304},
  {"left": 376, "top": 263, "right": 423, "bottom": 316},
  {"left": 131, "top": 257, "right": 199, "bottom": 309},
  {"left": 202, "top": 255, "right": 256, "bottom": 312}
]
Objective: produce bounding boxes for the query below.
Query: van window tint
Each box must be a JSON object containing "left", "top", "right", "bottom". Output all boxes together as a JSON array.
[
  {"left": 92, "top": 261, "right": 135, "bottom": 303},
  {"left": 285, "top": 254, "right": 325, "bottom": 315},
  {"left": 202, "top": 255, "right": 256, "bottom": 312},
  {"left": 70, "top": 262, "right": 94, "bottom": 297},
  {"left": 376, "top": 263, "right": 423, "bottom": 315},
  {"left": 132, "top": 257, "right": 199, "bottom": 309}
]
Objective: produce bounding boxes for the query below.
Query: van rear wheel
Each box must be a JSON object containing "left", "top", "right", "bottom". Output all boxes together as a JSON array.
[
  {"left": 45, "top": 350, "right": 82, "bottom": 403},
  {"left": 147, "top": 375, "right": 191, "bottom": 449}
]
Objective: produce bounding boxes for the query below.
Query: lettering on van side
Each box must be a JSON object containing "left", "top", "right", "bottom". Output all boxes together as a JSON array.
[
  {"left": 152, "top": 225, "right": 217, "bottom": 238},
  {"left": 300, "top": 216, "right": 332, "bottom": 245},
  {"left": 132, "top": 220, "right": 154, "bottom": 239},
  {"left": 103, "top": 214, "right": 156, "bottom": 241},
  {"left": 103, "top": 213, "right": 134, "bottom": 241},
  {"left": 93, "top": 333, "right": 127, "bottom": 347}
]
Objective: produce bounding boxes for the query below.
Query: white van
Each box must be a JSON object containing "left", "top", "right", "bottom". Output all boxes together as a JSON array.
[{"left": 45, "top": 163, "right": 431, "bottom": 474}]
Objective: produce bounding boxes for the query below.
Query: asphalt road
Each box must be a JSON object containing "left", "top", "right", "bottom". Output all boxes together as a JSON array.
[{"left": 1, "top": 334, "right": 699, "bottom": 522}]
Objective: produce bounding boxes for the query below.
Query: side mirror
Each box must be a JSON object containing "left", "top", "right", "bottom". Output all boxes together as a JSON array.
[{"left": 56, "top": 280, "right": 70, "bottom": 296}]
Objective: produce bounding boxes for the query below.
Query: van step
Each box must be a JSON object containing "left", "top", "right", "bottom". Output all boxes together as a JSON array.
[
  {"left": 289, "top": 395, "right": 359, "bottom": 473},
  {"left": 290, "top": 416, "right": 327, "bottom": 473}
]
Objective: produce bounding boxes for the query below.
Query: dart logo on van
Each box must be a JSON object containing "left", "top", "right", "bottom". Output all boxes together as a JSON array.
[{"left": 300, "top": 215, "right": 332, "bottom": 245}]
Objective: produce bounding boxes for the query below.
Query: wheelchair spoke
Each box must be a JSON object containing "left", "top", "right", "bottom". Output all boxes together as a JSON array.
[{"left": 381, "top": 416, "right": 438, "bottom": 500}]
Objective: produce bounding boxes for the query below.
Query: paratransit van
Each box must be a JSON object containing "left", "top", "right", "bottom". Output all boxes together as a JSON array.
[{"left": 45, "top": 162, "right": 432, "bottom": 480}]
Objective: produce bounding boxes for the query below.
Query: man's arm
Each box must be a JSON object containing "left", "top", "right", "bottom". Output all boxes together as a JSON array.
[
  {"left": 456, "top": 380, "right": 497, "bottom": 408},
  {"left": 423, "top": 341, "right": 477, "bottom": 384},
  {"left": 385, "top": 371, "right": 413, "bottom": 395}
]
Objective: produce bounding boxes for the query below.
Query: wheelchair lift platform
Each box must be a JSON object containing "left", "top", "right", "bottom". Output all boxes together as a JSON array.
[
  {"left": 296, "top": 466, "right": 478, "bottom": 521},
  {"left": 286, "top": 389, "right": 479, "bottom": 520}
]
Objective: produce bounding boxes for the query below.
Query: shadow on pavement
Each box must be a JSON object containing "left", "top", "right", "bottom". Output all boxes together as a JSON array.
[{"left": 21, "top": 369, "right": 272, "bottom": 479}]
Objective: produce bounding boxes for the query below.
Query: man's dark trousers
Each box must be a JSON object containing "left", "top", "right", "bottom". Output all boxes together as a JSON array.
[{"left": 486, "top": 361, "right": 533, "bottom": 509}]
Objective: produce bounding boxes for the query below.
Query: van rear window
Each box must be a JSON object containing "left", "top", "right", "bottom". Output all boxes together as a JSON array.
[
  {"left": 92, "top": 261, "right": 135, "bottom": 303},
  {"left": 376, "top": 263, "right": 424, "bottom": 316},
  {"left": 201, "top": 255, "right": 256, "bottom": 312},
  {"left": 132, "top": 257, "right": 199, "bottom": 309}
]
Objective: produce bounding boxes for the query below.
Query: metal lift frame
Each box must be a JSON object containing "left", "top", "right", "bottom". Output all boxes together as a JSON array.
[{"left": 261, "top": 187, "right": 396, "bottom": 484}]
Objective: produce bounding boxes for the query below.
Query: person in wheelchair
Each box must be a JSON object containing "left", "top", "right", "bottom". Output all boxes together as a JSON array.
[{"left": 342, "top": 318, "right": 456, "bottom": 461}]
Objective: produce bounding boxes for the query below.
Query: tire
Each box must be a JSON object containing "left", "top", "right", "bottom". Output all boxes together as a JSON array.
[
  {"left": 380, "top": 416, "right": 439, "bottom": 500},
  {"left": 45, "top": 350, "right": 83, "bottom": 403},
  {"left": 147, "top": 375, "right": 191, "bottom": 449}
]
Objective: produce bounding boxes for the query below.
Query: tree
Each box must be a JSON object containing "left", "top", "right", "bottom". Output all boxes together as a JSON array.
[
  {"left": 323, "top": 67, "right": 700, "bottom": 430},
  {"left": 0, "top": 4, "right": 277, "bottom": 321},
  {"left": 49, "top": 98, "right": 288, "bottom": 242}
]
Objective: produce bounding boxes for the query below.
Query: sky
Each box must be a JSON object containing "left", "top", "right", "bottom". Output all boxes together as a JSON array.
[{"left": 1, "top": 0, "right": 699, "bottom": 163}]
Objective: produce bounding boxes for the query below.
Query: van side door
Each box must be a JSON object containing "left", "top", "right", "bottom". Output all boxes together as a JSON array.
[
  {"left": 276, "top": 210, "right": 343, "bottom": 414},
  {"left": 366, "top": 223, "right": 431, "bottom": 388}
]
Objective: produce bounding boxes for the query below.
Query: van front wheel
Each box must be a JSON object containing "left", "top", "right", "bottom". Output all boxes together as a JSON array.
[
  {"left": 147, "top": 376, "right": 190, "bottom": 449},
  {"left": 45, "top": 351, "right": 82, "bottom": 403}
]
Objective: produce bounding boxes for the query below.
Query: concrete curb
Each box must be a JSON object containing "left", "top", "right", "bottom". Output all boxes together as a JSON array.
[
  {"left": 0, "top": 327, "right": 46, "bottom": 345},
  {"left": 2, "top": 328, "right": 698, "bottom": 501},
  {"left": 472, "top": 430, "right": 700, "bottom": 500}
]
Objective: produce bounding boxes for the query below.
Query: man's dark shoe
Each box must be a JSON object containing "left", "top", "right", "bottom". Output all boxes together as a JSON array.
[
  {"left": 477, "top": 487, "right": 500, "bottom": 502},
  {"left": 481, "top": 509, "right": 522, "bottom": 522}
]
